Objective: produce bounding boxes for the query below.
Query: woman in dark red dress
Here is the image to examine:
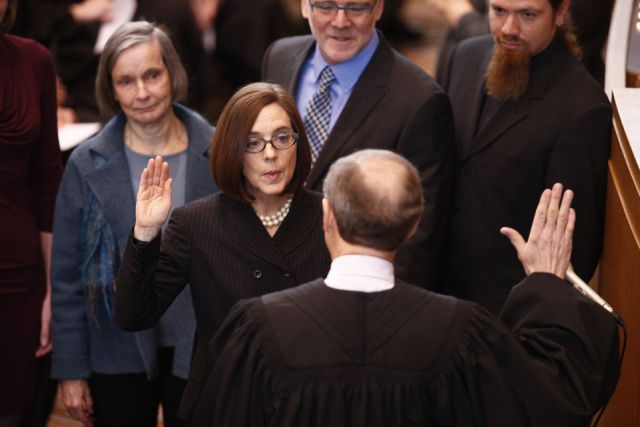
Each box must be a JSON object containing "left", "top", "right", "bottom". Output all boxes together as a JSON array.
[{"left": 0, "top": 0, "right": 63, "bottom": 424}]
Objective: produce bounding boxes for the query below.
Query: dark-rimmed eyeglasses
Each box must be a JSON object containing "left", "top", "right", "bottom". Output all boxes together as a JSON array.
[
  {"left": 308, "top": 0, "right": 376, "bottom": 19},
  {"left": 245, "top": 132, "right": 298, "bottom": 153}
]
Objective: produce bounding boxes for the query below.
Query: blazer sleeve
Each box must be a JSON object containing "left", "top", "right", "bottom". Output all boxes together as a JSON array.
[
  {"left": 115, "top": 207, "right": 192, "bottom": 331},
  {"left": 393, "top": 91, "right": 455, "bottom": 290},
  {"left": 544, "top": 102, "right": 611, "bottom": 282}
]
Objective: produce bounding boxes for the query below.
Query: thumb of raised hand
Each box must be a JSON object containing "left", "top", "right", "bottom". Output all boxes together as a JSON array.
[{"left": 500, "top": 226, "right": 525, "bottom": 255}]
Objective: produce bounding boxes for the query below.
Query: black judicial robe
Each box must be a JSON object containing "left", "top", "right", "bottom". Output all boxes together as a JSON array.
[{"left": 191, "top": 274, "right": 620, "bottom": 427}]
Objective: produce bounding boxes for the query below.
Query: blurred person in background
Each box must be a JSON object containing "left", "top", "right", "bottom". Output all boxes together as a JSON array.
[
  {"left": 430, "top": 0, "right": 488, "bottom": 88},
  {"left": 187, "top": 0, "right": 297, "bottom": 120},
  {"left": 0, "top": 0, "right": 63, "bottom": 425},
  {"left": 12, "top": 0, "right": 203, "bottom": 123}
]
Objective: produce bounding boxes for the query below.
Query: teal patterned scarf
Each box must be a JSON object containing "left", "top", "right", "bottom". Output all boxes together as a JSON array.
[{"left": 80, "top": 154, "right": 120, "bottom": 326}]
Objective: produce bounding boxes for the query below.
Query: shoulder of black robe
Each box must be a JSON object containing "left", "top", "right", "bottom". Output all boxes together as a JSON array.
[{"left": 191, "top": 274, "right": 619, "bottom": 427}]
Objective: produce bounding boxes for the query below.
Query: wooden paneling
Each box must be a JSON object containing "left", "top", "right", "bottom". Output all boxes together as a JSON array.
[{"left": 597, "top": 90, "right": 640, "bottom": 427}]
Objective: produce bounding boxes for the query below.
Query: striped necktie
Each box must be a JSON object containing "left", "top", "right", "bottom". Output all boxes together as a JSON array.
[{"left": 304, "top": 66, "right": 336, "bottom": 162}]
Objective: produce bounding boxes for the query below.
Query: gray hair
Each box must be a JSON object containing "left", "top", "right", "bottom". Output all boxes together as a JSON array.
[
  {"left": 95, "top": 21, "right": 188, "bottom": 117},
  {"left": 323, "top": 149, "right": 424, "bottom": 252}
]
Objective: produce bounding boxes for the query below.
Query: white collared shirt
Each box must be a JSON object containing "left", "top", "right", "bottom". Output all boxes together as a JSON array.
[{"left": 324, "top": 254, "right": 394, "bottom": 293}]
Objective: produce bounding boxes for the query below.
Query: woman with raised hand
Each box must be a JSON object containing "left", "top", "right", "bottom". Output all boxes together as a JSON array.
[
  {"left": 115, "top": 82, "right": 331, "bottom": 422},
  {"left": 50, "top": 21, "right": 217, "bottom": 427}
]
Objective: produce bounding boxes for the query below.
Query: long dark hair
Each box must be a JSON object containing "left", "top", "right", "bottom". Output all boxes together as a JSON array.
[{"left": 549, "top": 0, "right": 582, "bottom": 59}]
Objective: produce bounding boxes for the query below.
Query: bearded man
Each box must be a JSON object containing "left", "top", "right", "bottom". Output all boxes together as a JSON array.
[{"left": 443, "top": 0, "right": 611, "bottom": 314}]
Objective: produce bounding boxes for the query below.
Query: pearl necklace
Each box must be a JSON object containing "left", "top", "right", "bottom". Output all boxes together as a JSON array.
[{"left": 259, "top": 198, "right": 293, "bottom": 228}]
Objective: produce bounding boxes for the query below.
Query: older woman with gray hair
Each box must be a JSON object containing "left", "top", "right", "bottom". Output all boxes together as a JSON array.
[{"left": 50, "top": 21, "right": 217, "bottom": 427}]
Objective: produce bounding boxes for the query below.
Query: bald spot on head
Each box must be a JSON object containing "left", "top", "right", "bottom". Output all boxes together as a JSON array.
[
  {"left": 358, "top": 155, "right": 414, "bottom": 213},
  {"left": 323, "top": 150, "right": 424, "bottom": 252}
]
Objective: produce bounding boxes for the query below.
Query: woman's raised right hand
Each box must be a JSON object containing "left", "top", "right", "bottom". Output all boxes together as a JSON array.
[{"left": 134, "top": 156, "right": 173, "bottom": 242}]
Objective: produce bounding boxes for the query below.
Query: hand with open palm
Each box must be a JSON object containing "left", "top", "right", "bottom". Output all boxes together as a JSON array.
[
  {"left": 134, "top": 156, "right": 173, "bottom": 242},
  {"left": 500, "top": 183, "right": 575, "bottom": 279}
]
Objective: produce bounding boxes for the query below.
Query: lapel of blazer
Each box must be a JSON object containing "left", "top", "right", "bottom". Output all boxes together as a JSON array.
[
  {"left": 85, "top": 115, "right": 136, "bottom": 255},
  {"left": 457, "top": 46, "right": 493, "bottom": 161},
  {"left": 462, "top": 37, "right": 566, "bottom": 162},
  {"left": 464, "top": 96, "right": 532, "bottom": 162},
  {"left": 176, "top": 104, "right": 218, "bottom": 202},
  {"left": 218, "top": 191, "right": 320, "bottom": 269},
  {"left": 285, "top": 38, "right": 315, "bottom": 95},
  {"left": 272, "top": 189, "right": 322, "bottom": 254},
  {"left": 306, "top": 34, "right": 391, "bottom": 189}
]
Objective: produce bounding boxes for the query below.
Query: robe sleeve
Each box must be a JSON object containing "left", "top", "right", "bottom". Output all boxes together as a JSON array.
[
  {"left": 190, "top": 299, "right": 273, "bottom": 427},
  {"left": 434, "top": 273, "right": 620, "bottom": 426},
  {"left": 500, "top": 272, "right": 620, "bottom": 421}
]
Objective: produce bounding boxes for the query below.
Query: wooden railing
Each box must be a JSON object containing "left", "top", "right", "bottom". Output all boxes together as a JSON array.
[{"left": 596, "top": 88, "right": 640, "bottom": 426}]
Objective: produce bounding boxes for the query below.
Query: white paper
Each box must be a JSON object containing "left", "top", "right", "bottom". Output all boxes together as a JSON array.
[
  {"left": 58, "top": 123, "right": 102, "bottom": 151},
  {"left": 94, "top": 0, "right": 137, "bottom": 54}
]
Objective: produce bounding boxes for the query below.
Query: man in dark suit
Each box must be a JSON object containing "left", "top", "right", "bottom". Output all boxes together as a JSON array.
[
  {"left": 262, "top": 0, "right": 454, "bottom": 289},
  {"left": 444, "top": 0, "right": 611, "bottom": 314},
  {"left": 191, "top": 150, "right": 620, "bottom": 426}
]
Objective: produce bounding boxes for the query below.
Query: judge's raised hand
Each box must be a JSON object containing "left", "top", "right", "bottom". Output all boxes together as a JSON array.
[
  {"left": 134, "top": 156, "right": 172, "bottom": 242},
  {"left": 500, "top": 183, "right": 575, "bottom": 279}
]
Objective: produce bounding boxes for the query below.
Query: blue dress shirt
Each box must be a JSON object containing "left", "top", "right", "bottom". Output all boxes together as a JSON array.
[{"left": 296, "top": 31, "right": 380, "bottom": 133}]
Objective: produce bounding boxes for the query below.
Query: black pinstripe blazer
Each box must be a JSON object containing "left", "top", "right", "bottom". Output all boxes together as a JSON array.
[{"left": 115, "top": 189, "right": 331, "bottom": 420}]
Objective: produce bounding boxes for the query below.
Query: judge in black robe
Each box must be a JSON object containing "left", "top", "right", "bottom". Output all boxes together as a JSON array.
[{"left": 190, "top": 150, "right": 620, "bottom": 427}]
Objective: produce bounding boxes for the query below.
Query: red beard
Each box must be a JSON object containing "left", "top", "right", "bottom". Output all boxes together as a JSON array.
[{"left": 485, "top": 35, "right": 531, "bottom": 101}]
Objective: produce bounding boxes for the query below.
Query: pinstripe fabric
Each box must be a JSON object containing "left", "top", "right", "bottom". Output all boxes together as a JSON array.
[{"left": 115, "top": 189, "right": 332, "bottom": 419}]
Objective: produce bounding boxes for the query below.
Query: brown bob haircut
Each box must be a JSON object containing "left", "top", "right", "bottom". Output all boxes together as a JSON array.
[
  {"left": 95, "top": 21, "right": 188, "bottom": 117},
  {"left": 0, "top": 0, "right": 17, "bottom": 34},
  {"left": 211, "top": 82, "right": 312, "bottom": 203}
]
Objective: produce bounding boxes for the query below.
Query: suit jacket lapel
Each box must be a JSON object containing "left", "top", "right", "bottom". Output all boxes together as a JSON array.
[
  {"left": 176, "top": 104, "right": 217, "bottom": 202},
  {"left": 272, "top": 190, "right": 322, "bottom": 254},
  {"left": 307, "top": 35, "right": 391, "bottom": 189},
  {"left": 217, "top": 194, "right": 311, "bottom": 270},
  {"left": 218, "top": 191, "right": 321, "bottom": 269},
  {"left": 285, "top": 39, "right": 315, "bottom": 95},
  {"left": 462, "top": 37, "right": 566, "bottom": 162},
  {"left": 85, "top": 116, "right": 136, "bottom": 256},
  {"left": 458, "top": 48, "right": 493, "bottom": 161},
  {"left": 464, "top": 96, "right": 531, "bottom": 161}
]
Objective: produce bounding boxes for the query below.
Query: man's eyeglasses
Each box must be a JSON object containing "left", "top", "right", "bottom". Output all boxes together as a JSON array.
[
  {"left": 308, "top": 0, "right": 376, "bottom": 19},
  {"left": 245, "top": 132, "right": 298, "bottom": 153}
]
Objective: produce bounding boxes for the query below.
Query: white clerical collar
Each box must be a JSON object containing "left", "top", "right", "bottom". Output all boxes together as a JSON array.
[{"left": 325, "top": 254, "right": 394, "bottom": 293}]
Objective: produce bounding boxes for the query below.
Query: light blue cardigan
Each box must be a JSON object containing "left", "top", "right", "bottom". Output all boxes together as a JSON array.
[{"left": 51, "top": 104, "right": 217, "bottom": 380}]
